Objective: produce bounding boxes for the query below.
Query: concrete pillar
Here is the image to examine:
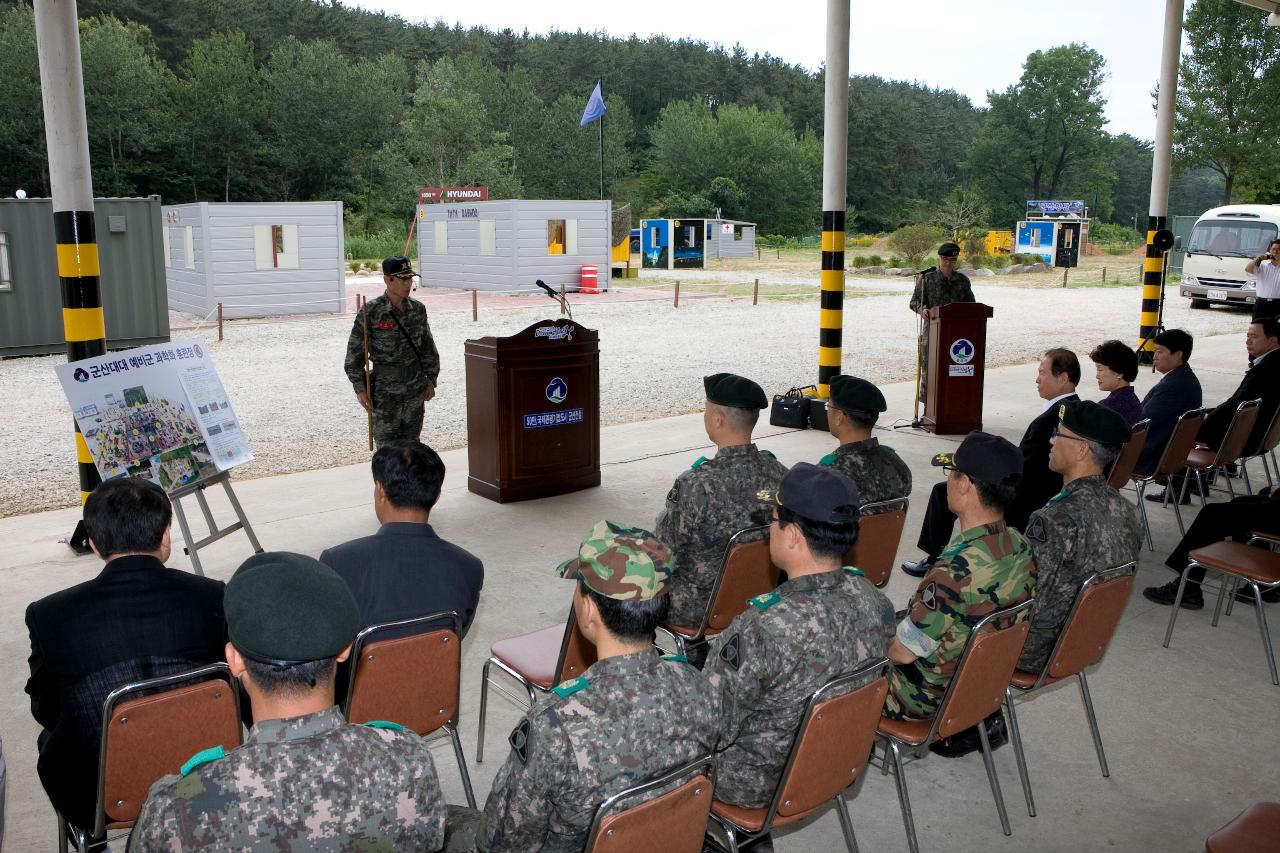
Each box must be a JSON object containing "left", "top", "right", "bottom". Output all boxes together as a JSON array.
[{"left": 817, "top": 0, "right": 850, "bottom": 396}]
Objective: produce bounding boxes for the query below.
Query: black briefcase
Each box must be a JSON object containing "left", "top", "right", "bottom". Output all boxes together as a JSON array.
[
  {"left": 807, "top": 397, "right": 829, "bottom": 431},
  {"left": 770, "top": 386, "right": 815, "bottom": 429}
]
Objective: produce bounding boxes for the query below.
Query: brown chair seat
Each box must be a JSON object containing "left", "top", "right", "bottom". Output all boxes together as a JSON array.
[
  {"left": 1185, "top": 446, "right": 1218, "bottom": 469},
  {"left": 1188, "top": 542, "right": 1280, "bottom": 584},
  {"left": 489, "top": 625, "right": 564, "bottom": 689},
  {"left": 710, "top": 799, "right": 821, "bottom": 833},
  {"left": 876, "top": 715, "right": 933, "bottom": 746},
  {"left": 1251, "top": 531, "right": 1280, "bottom": 546},
  {"left": 1205, "top": 802, "right": 1280, "bottom": 853},
  {"left": 1009, "top": 669, "right": 1052, "bottom": 690},
  {"left": 663, "top": 623, "right": 701, "bottom": 638}
]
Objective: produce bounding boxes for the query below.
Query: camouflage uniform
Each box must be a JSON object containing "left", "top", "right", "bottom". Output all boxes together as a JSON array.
[
  {"left": 908, "top": 268, "right": 975, "bottom": 314},
  {"left": 127, "top": 707, "right": 447, "bottom": 851},
  {"left": 885, "top": 521, "right": 1036, "bottom": 720},
  {"left": 475, "top": 651, "right": 720, "bottom": 852},
  {"left": 702, "top": 568, "right": 895, "bottom": 807},
  {"left": 344, "top": 294, "right": 441, "bottom": 447},
  {"left": 1018, "top": 475, "right": 1141, "bottom": 672},
  {"left": 655, "top": 445, "right": 788, "bottom": 627},
  {"left": 819, "top": 437, "right": 912, "bottom": 510}
]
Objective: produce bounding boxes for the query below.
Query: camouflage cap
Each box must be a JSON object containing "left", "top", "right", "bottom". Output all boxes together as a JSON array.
[{"left": 556, "top": 520, "right": 672, "bottom": 600}]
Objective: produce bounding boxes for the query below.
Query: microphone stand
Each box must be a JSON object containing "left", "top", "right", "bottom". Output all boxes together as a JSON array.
[{"left": 535, "top": 279, "right": 573, "bottom": 320}]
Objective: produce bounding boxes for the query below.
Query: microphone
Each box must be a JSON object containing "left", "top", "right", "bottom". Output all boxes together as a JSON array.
[{"left": 535, "top": 279, "right": 557, "bottom": 298}]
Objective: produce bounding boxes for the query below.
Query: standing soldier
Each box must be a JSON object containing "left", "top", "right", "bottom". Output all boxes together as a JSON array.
[
  {"left": 345, "top": 256, "right": 440, "bottom": 448},
  {"left": 819, "top": 374, "right": 911, "bottom": 510},
  {"left": 909, "top": 242, "right": 974, "bottom": 415}
]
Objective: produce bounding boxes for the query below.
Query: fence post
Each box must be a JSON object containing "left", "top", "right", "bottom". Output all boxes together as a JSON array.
[
  {"left": 471, "top": 289, "right": 478, "bottom": 322},
  {"left": 674, "top": 280, "right": 680, "bottom": 308},
  {"left": 757, "top": 246, "right": 761, "bottom": 260},
  {"left": 753, "top": 278, "right": 759, "bottom": 306},
  {"left": 217, "top": 302, "right": 224, "bottom": 342},
  {"left": 559, "top": 282, "right": 566, "bottom": 316},
  {"left": 776, "top": 247, "right": 781, "bottom": 259},
  {"left": 1102, "top": 266, "right": 1107, "bottom": 284},
  {"left": 1062, "top": 267, "right": 1069, "bottom": 288},
  {"left": 1138, "top": 264, "right": 1143, "bottom": 283}
]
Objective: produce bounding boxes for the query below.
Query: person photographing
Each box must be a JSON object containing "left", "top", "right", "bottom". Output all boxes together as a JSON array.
[{"left": 1244, "top": 238, "right": 1280, "bottom": 321}]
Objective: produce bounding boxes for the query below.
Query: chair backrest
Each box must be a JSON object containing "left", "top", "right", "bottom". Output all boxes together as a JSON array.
[
  {"left": 1250, "top": 406, "right": 1280, "bottom": 458},
  {"left": 929, "top": 599, "right": 1035, "bottom": 741},
  {"left": 1038, "top": 563, "right": 1137, "bottom": 685},
  {"left": 1213, "top": 399, "right": 1263, "bottom": 466},
  {"left": 703, "top": 525, "right": 779, "bottom": 634},
  {"left": 345, "top": 611, "right": 462, "bottom": 736},
  {"left": 768, "top": 659, "right": 891, "bottom": 822},
  {"left": 97, "top": 663, "right": 241, "bottom": 832},
  {"left": 1154, "top": 408, "right": 1209, "bottom": 478},
  {"left": 584, "top": 756, "right": 715, "bottom": 853},
  {"left": 845, "top": 498, "right": 909, "bottom": 587},
  {"left": 1108, "top": 419, "right": 1150, "bottom": 489},
  {"left": 554, "top": 603, "right": 597, "bottom": 683}
]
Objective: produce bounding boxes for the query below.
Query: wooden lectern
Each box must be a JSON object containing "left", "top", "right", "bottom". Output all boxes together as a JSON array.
[
  {"left": 924, "top": 302, "right": 994, "bottom": 435},
  {"left": 464, "top": 319, "right": 600, "bottom": 502}
]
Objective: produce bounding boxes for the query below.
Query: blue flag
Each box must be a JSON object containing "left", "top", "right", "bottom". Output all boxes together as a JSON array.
[{"left": 579, "top": 80, "right": 606, "bottom": 126}]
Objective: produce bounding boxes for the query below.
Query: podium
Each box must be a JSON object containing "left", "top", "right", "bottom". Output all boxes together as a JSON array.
[
  {"left": 464, "top": 319, "right": 600, "bottom": 502},
  {"left": 924, "top": 302, "right": 994, "bottom": 435}
]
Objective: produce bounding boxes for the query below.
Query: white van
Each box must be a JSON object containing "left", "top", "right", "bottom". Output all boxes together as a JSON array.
[{"left": 1179, "top": 204, "right": 1280, "bottom": 308}]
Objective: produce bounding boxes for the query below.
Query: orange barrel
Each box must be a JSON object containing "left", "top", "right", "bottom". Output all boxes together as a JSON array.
[{"left": 580, "top": 264, "right": 599, "bottom": 294}]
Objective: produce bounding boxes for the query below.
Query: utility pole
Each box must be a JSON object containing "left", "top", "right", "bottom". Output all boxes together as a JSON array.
[{"left": 816, "top": 0, "right": 850, "bottom": 397}]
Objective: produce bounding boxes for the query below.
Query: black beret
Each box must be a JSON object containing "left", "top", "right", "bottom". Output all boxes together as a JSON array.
[
  {"left": 830, "top": 375, "right": 886, "bottom": 415},
  {"left": 760, "top": 462, "right": 861, "bottom": 523},
  {"left": 382, "top": 255, "right": 417, "bottom": 278},
  {"left": 225, "top": 552, "right": 361, "bottom": 665},
  {"left": 704, "top": 373, "right": 767, "bottom": 410},
  {"left": 938, "top": 242, "right": 961, "bottom": 257},
  {"left": 1059, "top": 399, "right": 1131, "bottom": 446},
  {"left": 932, "top": 431, "right": 1022, "bottom": 483}
]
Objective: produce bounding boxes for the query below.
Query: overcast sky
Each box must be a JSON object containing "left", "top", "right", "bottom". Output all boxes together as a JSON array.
[{"left": 345, "top": 0, "right": 1198, "bottom": 140}]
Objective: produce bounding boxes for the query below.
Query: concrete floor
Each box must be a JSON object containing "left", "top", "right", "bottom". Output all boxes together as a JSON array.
[{"left": 2, "top": 332, "right": 1277, "bottom": 852}]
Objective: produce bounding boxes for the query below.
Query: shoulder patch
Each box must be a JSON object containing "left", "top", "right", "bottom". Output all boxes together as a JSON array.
[
  {"left": 1025, "top": 515, "right": 1049, "bottom": 544},
  {"left": 843, "top": 567, "right": 865, "bottom": 578},
  {"left": 665, "top": 483, "right": 681, "bottom": 504},
  {"left": 818, "top": 453, "right": 837, "bottom": 467},
  {"left": 509, "top": 718, "right": 530, "bottom": 765},
  {"left": 719, "top": 633, "right": 742, "bottom": 670},
  {"left": 362, "top": 720, "right": 406, "bottom": 732},
  {"left": 552, "top": 676, "right": 590, "bottom": 698},
  {"left": 180, "top": 745, "right": 225, "bottom": 777},
  {"left": 662, "top": 653, "right": 690, "bottom": 664},
  {"left": 919, "top": 582, "right": 939, "bottom": 611},
  {"left": 749, "top": 591, "right": 781, "bottom": 611},
  {"left": 691, "top": 455, "right": 710, "bottom": 470}
]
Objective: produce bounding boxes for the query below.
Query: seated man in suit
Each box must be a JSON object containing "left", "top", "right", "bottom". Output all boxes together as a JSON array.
[
  {"left": 902, "top": 348, "right": 1078, "bottom": 576},
  {"left": 25, "top": 477, "right": 226, "bottom": 830},
  {"left": 1197, "top": 317, "right": 1280, "bottom": 455},
  {"left": 1134, "top": 329, "right": 1202, "bottom": 484},
  {"left": 819, "top": 374, "right": 911, "bottom": 511}
]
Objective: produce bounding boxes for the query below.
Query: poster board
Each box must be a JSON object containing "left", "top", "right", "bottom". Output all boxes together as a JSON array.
[
  {"left": 1015, "top": 221, "right": 1056, "bottom": 264},
  {"left": 55, "top": 341, "right": 252, "bottom": 493}
]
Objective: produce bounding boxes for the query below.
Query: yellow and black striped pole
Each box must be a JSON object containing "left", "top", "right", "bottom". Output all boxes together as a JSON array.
[
  {"left": 1138, "top": 216, "right": 1167, "bottom": 362},
  {"left": 817, "top": 0, "right": 850, "bottom": 397},
  {"left": 35, "top": 0, "right": 106, "bottom": 552}
]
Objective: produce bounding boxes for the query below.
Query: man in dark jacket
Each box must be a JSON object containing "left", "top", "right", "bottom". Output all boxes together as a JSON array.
[
  {"left": 1197, "top": 317, "right": 1280, "bottom": 454},
  {"left": 25, "top": 477, "right": 226, "bottom": 829},
  {"left": 1135, "top": 329, "right": 1202, "bottom": 480}
]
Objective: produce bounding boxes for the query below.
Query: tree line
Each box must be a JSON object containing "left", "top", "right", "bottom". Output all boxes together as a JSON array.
[{"left": 0, "top": 0, "right": 1272, "bottom": 238}]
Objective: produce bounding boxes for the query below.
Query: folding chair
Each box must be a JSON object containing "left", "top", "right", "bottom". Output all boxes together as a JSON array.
[
  {"left": 476, "top": 605, "right": 596, "bottom": 762},
  {"left": 57, "top": 663, "right": 242, "bottom": 853},
  {"left": 1181, "top": 399, "right": 1262, "bottom": 505},
  {"left": 1239, "top": 406, "right": 1280, "bottom": 489},
  {"left": 656, "top": 525, "right": 778, "bottom": 659},
  {"left": 845, "top": 497, "right": 909, "bottom": 587},
  {"left": 1162, "top": 537, "right": 1280, "bottom": 686},
  {"left": 1131, "top": 407, "right": 1208, "bottom": 548},
  {"left": 875, "top": 599, "right": 1035, "bottom": 853},
  {"left": 582, "top": 755, "right": 716, "bottom": 853},
  {"left": 344, "top": 611, "right": 476, "bottom": 808},
  {"left": 1007, "top": 562, "right": 1137, "bottom": 816},
  {"left": 1205, "top": 802, "right": 1280, "bottom": 852},
  {"left": 1107, "top": 419, "right": 1149, "bottom": 490},
  {"left": 706, "top": 659, "right": 891, "bottom": 853}
]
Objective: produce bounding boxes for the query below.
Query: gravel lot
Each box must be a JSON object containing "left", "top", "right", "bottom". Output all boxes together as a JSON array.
[{"left": 0, "top": 271, "right": 1252, "bottom": 517}]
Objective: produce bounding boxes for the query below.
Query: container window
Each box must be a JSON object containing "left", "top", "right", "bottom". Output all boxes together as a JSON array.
[
  {"left": 548, "top": 219, "right": 566, "bottom": 255},
  {"left": 434, "top": 220, "right": 448, "bottom": 254},
  {"left": 566, "top": 219, "right": 578, "bottom": 255},
  {"left": 479, "top": 220, "right": 496, "bottom": 256},
  {"left": 254, "top": 224, "right": 299, "bottom": 269},
  {"left": 184, "top": 226, "right": 195, "bottom": 270},
  {"left": 0, "top": 232, "right": 11, "bottom": 291}
]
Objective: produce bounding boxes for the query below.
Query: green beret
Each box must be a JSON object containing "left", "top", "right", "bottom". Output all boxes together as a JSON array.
[
  {"left": 830, "top": 375, "right": 886, "bottom": 415},
  {"left": 1058, "top": 399, "right": 1131, "bottom": 447},
  {"left": 225, "top": 552, "right": 361, "bottom": 665},
  {"left": 704, "top": 373, "right": 767, "bottom": 410}
]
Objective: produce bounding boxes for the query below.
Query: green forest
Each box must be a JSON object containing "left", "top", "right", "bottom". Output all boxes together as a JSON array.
[{"left": 1, "top": 0, "right": 1276, "bottom": 240}]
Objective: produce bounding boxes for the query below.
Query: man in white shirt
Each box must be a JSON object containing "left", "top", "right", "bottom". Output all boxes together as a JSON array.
[{"left": 1245, "top": 238, "right": 1280, "bottom": 321}]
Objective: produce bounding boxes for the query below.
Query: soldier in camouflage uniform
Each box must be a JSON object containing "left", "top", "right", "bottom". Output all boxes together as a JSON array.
[
  {"left": 1019, "top": 401, "right": 1140, "bottom": 673},
  {"left": 345, "top": 256, "right": 441, "bottom": 448},
  {"left": 909, "top": 242, "right": 974, "bottom": 412},
  {"left": 470, "top": 521, "right": 720, "bottom": 852},
  {"left": 885, "top": 432, "right": 1036, "bottom": 735},
  {"left": 704, "top": 464, "right": 895, "bottom": 809},
  {"left": 655, "top": 373, "right": 787, "bottom": 630},
  {"left": 819, "top": 374, "right": 911, "bottom": 510},
  {"left": 128, "top": 552, "right": 447, "bottom": 852}
]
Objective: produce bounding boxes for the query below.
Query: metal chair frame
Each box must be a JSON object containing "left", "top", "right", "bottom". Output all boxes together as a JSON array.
[
  {"left": 1130, "top": 408, "right": 1209, "bottom": 549},
  {"left": 849, "top": 497, "right": 910, "bottom": 588},
  {"left": 1107, "top": 419, "right": 1150, "bottom": 490},
  {"left": 1179, "top": 399, "right": 1263, "bottom": 506},
  {"left": 344, "top": 610, "right": 476, "bottom": 808},
  {"left": 1239, "top": 406, "right": 1280, "bottom": 489},
  {"left": 582, "top": 754, "right": 716, "bottom": 853},
  {"left": 706, "top": 659, "right": 892, "bottom": 853},
  {"left": 58, "top": 662, "right": 241, "bottom": 853},
  {"left": 872, "top": 599, "right": 1036, "bottom": 853}
]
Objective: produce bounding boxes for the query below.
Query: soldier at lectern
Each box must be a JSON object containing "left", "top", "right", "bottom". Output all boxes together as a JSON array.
[
  {"left": 909, "top": 242, "right": 974, "bottom": 413},
  {"left": 345, "top": 256, "right": 441, "bottom": 448}
]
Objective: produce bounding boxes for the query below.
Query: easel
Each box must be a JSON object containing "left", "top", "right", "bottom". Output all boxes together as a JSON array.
[{"left": 170, "top": 471, "right": 262, "bottom": 576}]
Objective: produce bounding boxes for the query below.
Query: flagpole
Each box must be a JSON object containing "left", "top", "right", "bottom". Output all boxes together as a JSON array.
[{"left": 598, "top": 77, "right": 605, "bottom": 200}]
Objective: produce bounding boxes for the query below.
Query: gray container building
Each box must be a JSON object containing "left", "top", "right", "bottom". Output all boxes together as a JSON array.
[
  {"left": 0, "top": 196, "right": 169, "bottom": 358},
  {"left": 417, "top": 199, "right": 611, "bottom": 292},
  {"left": 705, "top": 218, "right": 757, "bottom": 259},
  {"left": 162, "top": 201, "right": 345, "bottom": 319}
]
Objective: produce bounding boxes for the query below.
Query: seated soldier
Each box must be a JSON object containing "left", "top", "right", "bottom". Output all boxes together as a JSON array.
[
  {"left": 885, "top": 432, "right": 1036, "bottom": 757},
  {"left": 470, "top": 522, "right": 720, "bottom": 852},
  {"left": 656, "top": 373, "right": 786, "bottom": 632},
  {"left": 819, "top": 374, "right": 911, "bottom": 509},
  {"left": 128, "top": 553, "right": 448, "bottom": 851},
  {"left": 1018, "top": 402, "right": 1141, "bottom": 673},
  {"left": 704, "top": 464, "right": 894, "bottom": 821}
]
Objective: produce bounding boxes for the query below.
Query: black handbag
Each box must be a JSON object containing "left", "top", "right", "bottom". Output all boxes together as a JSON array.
[{"left": 770, "top": 385, "right": 816, "bottom": 429}]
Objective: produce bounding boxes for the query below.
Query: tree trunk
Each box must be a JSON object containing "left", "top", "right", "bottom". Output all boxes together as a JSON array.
[{"left": 1221, "top": 172, "right": 1234, "bottom": 206}]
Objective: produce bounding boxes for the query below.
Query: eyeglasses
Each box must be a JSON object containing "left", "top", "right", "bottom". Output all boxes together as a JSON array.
[{"left": 1050, "top": 429, "right": 1087, "bottom": 442}]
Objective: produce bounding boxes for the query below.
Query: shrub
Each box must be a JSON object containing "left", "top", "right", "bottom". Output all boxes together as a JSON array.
[
  {"left": 1105, "top": 245, "right": 1132, "bottom": 255},
  {"left": 849, "top": 234, "right": 878, "bottom": 247},
  {"left": 961, "top": 229, "right": 988, "bottom": 257},
  {"left": 867, "top": 254, "right": 883, "bottom": 267},
  {"left": 888, "top": 256, "right": 903, "bottom": 268},
  {"left": 1091, "top": 222, "right": 1142, "bottom": 245},
  {"left": 887, "top": 224, "right": 947, "bottom": 265},
  {"left": 345, "top": 227, "right": 416, "bottom": 260},
  {"left": 851, "top": 255, "right": 869, "bottom": 268}
]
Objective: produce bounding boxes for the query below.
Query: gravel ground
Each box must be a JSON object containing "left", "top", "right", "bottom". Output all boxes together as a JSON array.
[{"left": 0, "top": 276, "right": 1252, "bottom": 517}]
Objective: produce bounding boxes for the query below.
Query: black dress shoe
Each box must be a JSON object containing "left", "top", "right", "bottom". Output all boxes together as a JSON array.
[
  {"left": 929, "top": 712, "right": 1007, "bottom": 758},
  {"left": 900, "top": 556, "right": 935, "bottom": 577},
  {"left": 1232, "top": 586, "right": 1280, "bottom": 605},
  {"left": 1143, "top": 579, "right": 1203, "bottom": 610},
  {"left": 1144, "top": 488, "right": 1192, "bottom": 505}
]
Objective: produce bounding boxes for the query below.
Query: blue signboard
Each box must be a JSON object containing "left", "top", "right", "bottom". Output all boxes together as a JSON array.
[{"left": 523, "top": 408, "right": 584, "bottom": 429}]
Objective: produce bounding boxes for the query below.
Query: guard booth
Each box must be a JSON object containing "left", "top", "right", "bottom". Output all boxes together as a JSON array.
[
  {"left": 1055, "top": 222, "right": 1081, "bottom": 268},
  {"left": 1019, "top": 199, "right": 1089, "bottom": 268},
  {"left": 640, "top": 218, "right": 706, "bottom": 269}
]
